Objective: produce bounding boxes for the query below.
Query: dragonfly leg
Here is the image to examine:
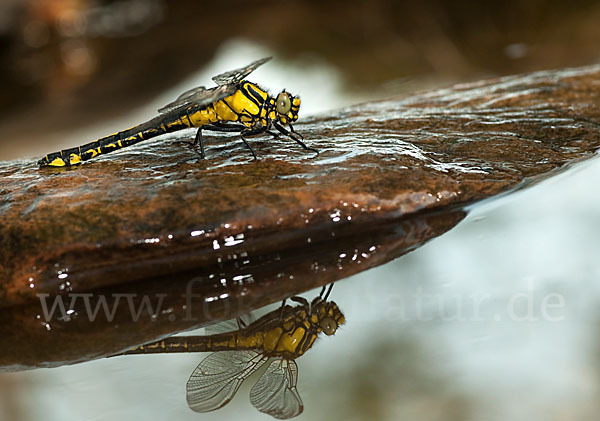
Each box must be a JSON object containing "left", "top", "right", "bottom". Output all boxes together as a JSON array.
[
  {"left": 193, "top": 123, "right": 247, "bottom": 158},
  {"left": 200, "top": 123, "right": 265, "bottom": 159},
  {"left": 208, "top": 122, "right": 279, "bottom": 138},
  {"left": 321, "top": 283, "right": 334, "bottom": 301},
  {"left": 240, "top": 126, "right": 268, "bottom": 160},
  {"left": 311, "top": 284, "right": 334, "bottom": 308},
  {"left": 273, "top": 121, "right": 319, "bottom": 155},
  {"left": 290, "top": 296, "right": 310, "bottom": 306},
  {"left": 236, "top": 317, "right": 248, "bottom": 329},
  {"left": 289, "top": 123, "right": 303, "bottom": 140},
  {"left": 173, "top": 129, "right": 205, "bottom": 159},
  {"left": 279, "top": 299, "right": 286, "bottom": 319},
  {"left": 203, "top": 122, "right": 246, "bottom": 131},
  {"left": 194, "top": 128, "right": 206, "bottom": 159}
]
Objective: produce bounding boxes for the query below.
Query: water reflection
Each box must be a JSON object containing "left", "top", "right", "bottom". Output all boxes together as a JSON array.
[
  {"left": 2, "top": 158, "right": 600, "bottom": 421},
  {"left": 0, "top": 209, "right": 463, "bottom": 371},
  {"left": 118, "top": 286, "right": 343, "bottom": 419}
]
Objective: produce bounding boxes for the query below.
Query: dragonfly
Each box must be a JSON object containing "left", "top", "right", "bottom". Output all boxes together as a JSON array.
[
  {"left": 38, "top": 57, "right": 317, "bottom": 167},
  {"left": 118, "top": 285, "right": 344, "bottom": 419}
]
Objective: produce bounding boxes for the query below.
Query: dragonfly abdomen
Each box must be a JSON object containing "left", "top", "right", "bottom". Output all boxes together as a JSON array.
[
  {"left": 122, "top": 324, "right": 317, "bottom": 360},
  {"left": 121, "top": 331, "right": 266, "bottom": 355},
  {"left": 37, "top": 114, "right": 191, "bottom": 167}
]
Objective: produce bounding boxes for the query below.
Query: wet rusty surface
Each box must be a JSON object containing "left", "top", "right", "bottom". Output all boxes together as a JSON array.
[
  {"left": 0, "top": 65, "right": 599, "bottom": 370},
  {"left": 0, "top": 210, "right": 464, "bottom": 371}
]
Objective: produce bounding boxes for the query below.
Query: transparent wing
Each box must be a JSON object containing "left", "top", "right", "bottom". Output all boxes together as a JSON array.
[
  {"left": 212, "top": 57, "right": 272, "bottom": 86},
  {"left": 158, "top": 84, "right": 236, "bottom": 115},
  {"left": 186, "top": 350, "right": 268, "bottom": 413},
  {"left": 170, "top": 85, "right": 209, "bottom": 105},
  {"left": 204, "top": 313, "right": 255, "bottom": 335},
  {"left": 249, "top": 359, "right": 304, "bottom": 419},
  {"left": 158, "top": 57, "right": 271, "bottom": 115}
]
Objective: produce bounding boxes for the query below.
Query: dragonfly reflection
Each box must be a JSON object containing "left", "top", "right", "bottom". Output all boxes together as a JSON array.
[{"left": 121, "top": 285, "right": 344, "bottom": 419}]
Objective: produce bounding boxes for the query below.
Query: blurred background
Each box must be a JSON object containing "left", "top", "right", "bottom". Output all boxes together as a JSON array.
[
  {"left": 2, "top": 0, "right": 600, "bottom": 160},
  {"left": 1, "top": 1, "right": 600, "bottom": 420}
]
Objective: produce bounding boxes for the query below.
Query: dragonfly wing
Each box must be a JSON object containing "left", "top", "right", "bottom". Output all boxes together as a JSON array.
[
  {"left": 172, "top": 85, "right": 209, "bottom": 104},
  {"left": 249, "top": 359, "right": 304, "bottom": 419},
  {"left": 158, "top": 86, "right": 206, "bottom": 114},
  {"left": 204, "top": 313, "right": 256, "bottom": 335},
  {"left": 158, "top": 84, "right": 236, "bottom": 115},
  {"left": 186, "top": 350, "right": 267, "bottom": 413},
  {"left": 212, "top": 57, "right": 272, "bottom": 86}
]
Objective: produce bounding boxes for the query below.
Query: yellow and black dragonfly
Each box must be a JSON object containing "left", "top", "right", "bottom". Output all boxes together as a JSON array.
[
  {"left": 38, "top": 57, "right": 317, "bottom": 167},
  {"left": 118, "top": 286, "right": 344, "bottom": 419}
]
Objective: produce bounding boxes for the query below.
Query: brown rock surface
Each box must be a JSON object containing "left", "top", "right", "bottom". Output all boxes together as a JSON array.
[{"left": 0, "top": 65, "right": 599, "bottom": 370}]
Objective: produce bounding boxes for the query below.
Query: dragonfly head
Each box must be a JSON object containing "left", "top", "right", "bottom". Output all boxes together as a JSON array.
[
  {"left": 273, "top": 90, "right": 300, "bottom": 125},
  {"left": 311, "top": 300, "right": 345, "bottom": 336}
]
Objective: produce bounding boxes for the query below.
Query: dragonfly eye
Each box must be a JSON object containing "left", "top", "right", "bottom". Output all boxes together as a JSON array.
[
  {"left": 276, "top": 92, "right": 291, "bottom": 114},
  {"left": 320, "top": 317, "right": 337, "bottom": 336}
]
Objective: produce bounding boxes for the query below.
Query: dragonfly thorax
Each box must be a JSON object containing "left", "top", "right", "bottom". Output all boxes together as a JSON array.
[{"left": 259, "top": 299, "right": 344, "bottom": 359}]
